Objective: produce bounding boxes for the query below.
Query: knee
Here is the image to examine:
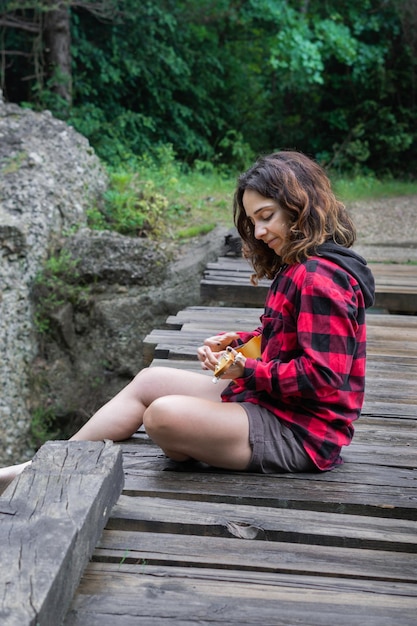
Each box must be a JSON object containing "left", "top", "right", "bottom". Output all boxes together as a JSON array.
[
  {"left": 132, "top": 366, "right": 152, "bottom": 385},
  {"left": 143, "top": 397, "right": 174, "bottom": 439},
  {"left": 129, "top": 366, "right": 163, "bottom": 402}
]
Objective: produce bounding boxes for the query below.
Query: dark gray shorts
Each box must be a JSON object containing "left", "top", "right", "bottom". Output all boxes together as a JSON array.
[{"left": 241, "top": 402, "right": 316, "bottom": 474}]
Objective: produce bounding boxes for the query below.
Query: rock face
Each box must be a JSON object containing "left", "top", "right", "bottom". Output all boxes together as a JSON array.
[
  {"left": 0, "top": 94, "right": 108, "bottom": 464},
  {"left": 0, "top": 95, "right": 225, "bottom": 464}
]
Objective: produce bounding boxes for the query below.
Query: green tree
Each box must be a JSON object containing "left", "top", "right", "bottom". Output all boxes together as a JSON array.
[
  {"left": 0, "top": 1, "right": 117, "bottom": 108},
  {"left": 238, "top": 0, "right": 416, "bottom": 174},
  {"left": 1, "top": 0, "right": 416, "bottom": 175}
]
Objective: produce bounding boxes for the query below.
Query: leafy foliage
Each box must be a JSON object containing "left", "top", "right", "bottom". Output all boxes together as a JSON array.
[
  {"left": 29, "top": 407, "right": 60, "bottom": 450},
  {"left": 32, "top": 250, "right": 90, "bottom": 334},
  {"left": 1, "top": 0, "right": 416, "bottom": 176},
  {"left": 88, "top": 170, "right": 168, "bottom": 237}
]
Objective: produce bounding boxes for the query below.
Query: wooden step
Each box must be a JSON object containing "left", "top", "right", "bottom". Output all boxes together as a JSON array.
[{"left": 200, "top": 257, "right": 417, "bottom": 312}]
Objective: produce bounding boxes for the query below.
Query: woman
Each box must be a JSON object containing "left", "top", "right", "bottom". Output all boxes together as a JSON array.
[{"left": 0, "top": 151, "right": 375, "bottom": 484}]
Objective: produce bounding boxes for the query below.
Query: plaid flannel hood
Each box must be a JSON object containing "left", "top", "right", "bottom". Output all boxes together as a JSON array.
[{"left": 316, "top": 241, "right": 376, "bottom": 309}]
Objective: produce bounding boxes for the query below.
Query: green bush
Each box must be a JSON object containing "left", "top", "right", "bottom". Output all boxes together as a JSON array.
[
  {"left": 29, "top": 407, "right": 60, "bottom": 450},
  {"left": 32, "top": 250, "right": 90, "bottom": 334},
  {"left": 88, "top": 170, "right": 168, "bottom": 237}
]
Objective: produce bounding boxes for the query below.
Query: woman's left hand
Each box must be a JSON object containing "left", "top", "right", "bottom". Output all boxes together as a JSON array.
[{"left": 203, "top": 331, "right": 240, "bottom": 351}]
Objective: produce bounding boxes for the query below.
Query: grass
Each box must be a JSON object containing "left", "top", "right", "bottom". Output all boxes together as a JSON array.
[
  {"left": 332, "top": 175, "right": 417, "bottom": 203},
  {"left": 94, "top": 147, "right": 417, "bottom": 242},
  {"left": 89, "top": 147, "right": 237, "bottom": 240},
  {"left": 161, "top": 170, "right": 417, "bottom": 239},
  {"left": 146, "top": 164, "right": 237, "bottom": 237},
  {"left": 165, "top": 171, "right": 236, "bottom": 237}
]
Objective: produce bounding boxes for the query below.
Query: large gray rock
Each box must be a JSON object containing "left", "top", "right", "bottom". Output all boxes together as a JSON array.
[
  {"left": 0, "top": 94, "right": 107, "bottom": 464},
  {"left": 63, "top": 229, "right": 169, "bottom": 285}
]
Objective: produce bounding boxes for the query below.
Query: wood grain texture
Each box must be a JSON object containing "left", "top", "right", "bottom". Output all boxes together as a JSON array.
[
  {"left": 0, "top": 440, "right": 124, "bottom": 626},
  {"left": 65, "top": 562, "right": 417, "bottom": 626}
]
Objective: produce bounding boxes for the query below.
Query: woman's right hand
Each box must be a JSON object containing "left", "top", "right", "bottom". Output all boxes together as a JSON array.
[{"left": 197, "top": 332, "right": 240, "bottom": 373}]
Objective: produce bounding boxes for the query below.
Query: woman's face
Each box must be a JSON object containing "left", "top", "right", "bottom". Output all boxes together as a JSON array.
[{"left": 242, "top": 189, "right": 290, "bottom": 256}]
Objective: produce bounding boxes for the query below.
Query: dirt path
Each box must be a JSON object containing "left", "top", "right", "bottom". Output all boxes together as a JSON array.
[{"left": 348, "top": 195, "right": 417, "bottom": 262}]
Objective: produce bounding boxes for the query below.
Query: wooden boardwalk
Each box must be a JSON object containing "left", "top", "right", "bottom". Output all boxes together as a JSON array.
[
  {"left": 201, "top": 256, "right": 417, "bottom": 313},
  {"left": 63, "top": 299, "right": 417, "bottom": 624},
  {"left": 2, "top": 257, "right": 416, "bottom": 625}
]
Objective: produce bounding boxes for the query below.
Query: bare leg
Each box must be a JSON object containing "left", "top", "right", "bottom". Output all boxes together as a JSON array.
[
  {"left": 70, "top": 366, "right": 229, "bottom": 442},
  {"left": 0, "top": 460, "right": 32, "bottom": 492},
  {"left": 144, "top": 395, "right": 251, "bottom": 470},
  {"left": 1, "top": 367, "right": 220, "bottom": 484},
  {"left": 1, "top": 366, "right": 251, "bottom": 482},
  {"left": 71, "top": 365, "right": 252, "bottom": 470}
]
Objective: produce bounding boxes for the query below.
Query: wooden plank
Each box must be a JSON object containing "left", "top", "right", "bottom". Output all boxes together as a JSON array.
[
  {"left": 64, "top": 563, "right": 417, "bottom": 626},
  {"left": 202, "top": 258, "right": 417, "bottom": 281},
  {"left": 146, "top": 342, "right": 417, "bottom": 364},
  {"left": 0, "top": 441, "right": 124, "bottom": 626},
  {"left": 121, "top": 471, "right": 417, "bottom": 520},
  {"left": 202, "top": 263, "right": 417, "bottom": 290},
  {"left": 146, "top": 357, "right": 417, "bottom": 418},
  {"left": 201, "top": 258, "right": 417, "bottom": 278},
  {"left": 123, "top": 424, "right": 417, "bottom": 468},
  {"left": 200, "top": 257, "right": 417, "bottom": 312},
  {"left": 121, "top": 448, "right": 416, "bottom": 503},
  {"left": 363, "top": 377, "right": 417, "bottom": 401},
  {"left": 149, "top": 354, "right": 417, "bottom": 374},
  {"left": 342, "top": 443, "right": 416, "bottom": 467},
  {"left": 161, "top": 316, "right": 417, "bottom": 338},
  {"left": 164, "top": 307, "right": 417, "bottom": 340},
  {"left": 127, "top": 414, "right": 417, "bottom": 454},
  {"left": 201, "top": 281, "right": 266, "bottom": 306},
  {"left": 119, "top": 449, "right": 417, "bottom": 520},
  {"left": 107, "top": 494, "right": 417, "bottom": 551},
  {"left": 143, "top": 317, "right": 417, "bottom": 365},
  {"left": 122, "top": 440, "right": 416, "bottom": 472},
  {"left": 163, "top": 330, "right": 417, "bottom": 349},
  {"left": 94, "top": 529, "right": 417, "bottom": 582},
  {"left": 122, "top": 426, "right": 417, "bottom": 469},
  {"left": 356, "top": 400, "right": 417, "bottom": 418},
  {"left": 125, "top": 414, "right": 417, "bottom": 445},
  {"left": 147, "top": 307, "right": 417, "bottom": 336}
]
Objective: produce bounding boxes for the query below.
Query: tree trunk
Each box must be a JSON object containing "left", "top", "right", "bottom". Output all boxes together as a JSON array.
[{"left": 43, "top": 3, "right": 72, "bottom": 105}]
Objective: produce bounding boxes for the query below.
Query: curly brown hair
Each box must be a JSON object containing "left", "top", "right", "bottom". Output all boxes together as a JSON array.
[{"left": 234, "top": 151, "right": 356, "bottom": 282}]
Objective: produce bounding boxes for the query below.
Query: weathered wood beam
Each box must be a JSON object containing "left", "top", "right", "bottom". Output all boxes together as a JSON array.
[
  {"left": 0, "top": 440, "right": 124, "bottom": 626},
  {"left": 200, "top": 257, "right": 417, "bottom": 312}
]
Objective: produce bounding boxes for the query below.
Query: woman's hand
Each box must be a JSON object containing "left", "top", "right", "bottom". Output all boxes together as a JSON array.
[
  {"left": 197, "top": 331, "right": 240, "bottom": 375},
  {"left": 219, "top": 347, "right": 246, "bottom": 380},
  {"left": 197, "top": 344, "right": 246, "bottom": 380},
  {"left": 203, "top": 331, "right": 240, "bottom": 351},
  {"left": 197, "top": 344, "right": 219, "bottom": 372}
]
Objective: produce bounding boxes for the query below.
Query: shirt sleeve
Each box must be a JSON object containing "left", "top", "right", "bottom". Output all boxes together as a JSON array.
[
  {"left": 238, "top": 268, "right": 360, "bottom": 399},
  {"left": 231, "top": 327, "right": 262, "bottom": 348}
]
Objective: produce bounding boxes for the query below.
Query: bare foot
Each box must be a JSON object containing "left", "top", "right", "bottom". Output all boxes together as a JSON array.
[{"left": 0, "top": 461, "right": 31, "bottom": 495}]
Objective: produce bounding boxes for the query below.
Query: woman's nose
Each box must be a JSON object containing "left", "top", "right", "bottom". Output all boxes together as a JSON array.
[{"left": 254, "top": 223, "right": 267, "bottom": 239}]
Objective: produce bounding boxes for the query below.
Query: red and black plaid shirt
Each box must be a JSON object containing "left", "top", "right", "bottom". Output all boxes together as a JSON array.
[{"left": 222, "top": 254, "right": 371, "bottom": 471}]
